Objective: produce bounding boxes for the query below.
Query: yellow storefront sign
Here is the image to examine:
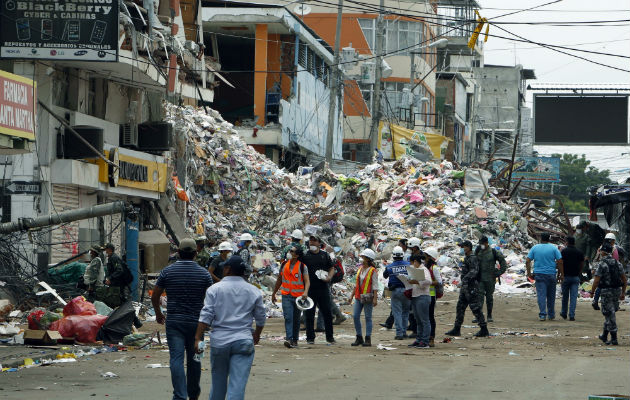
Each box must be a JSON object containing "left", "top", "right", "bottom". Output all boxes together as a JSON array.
[{"left": 95, "top": 149, "right": 167, "bottom": 192}]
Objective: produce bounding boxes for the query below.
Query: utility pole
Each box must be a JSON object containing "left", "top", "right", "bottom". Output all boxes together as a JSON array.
[
  {"left": 369, "top": 0, "right": 385, "bottom": 153},
  {"left": 325, "top": 0, "right": 344, "bottom": 165},
  {"left": 408, "top": 52, "right": 416, "bottom": 129}
]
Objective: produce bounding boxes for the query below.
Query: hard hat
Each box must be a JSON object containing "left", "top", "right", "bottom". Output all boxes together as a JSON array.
[
  {"left": 605, "top": 233, "right": 616, "bottom": 241},
  {"left": 392, "top": 246, "right": 404, "bottom": 258},
  {"left": 239, "top": 233, "right": 253, "bottom": 241},
  {"left": 360, "top": 248, "right": 376, "bottom": 260},
  {"left": 291, "top": 229, "right": 304, "bottom": 240},
  {"left": 295, "top": 296, "right": 314, "bottom": 311},
  {"left": 423, "top": 247, "right": 439, "bottom": 261},
  {"left": 408, "top": 237, "right": 421, "bottom": 248},
  {"left": 218, "top": 241, "right": 233, "bottom": 251},
  {"left": 195, "top": 235, "right": 207, "bottom": 242}
]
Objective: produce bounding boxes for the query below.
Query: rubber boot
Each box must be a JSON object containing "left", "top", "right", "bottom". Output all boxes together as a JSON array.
[
  {"left": 607, "top": 331, "right": 618, "bottom": 346},
  {"left": 445, "top": 325, "right": 461, "bottom": 336},
  {"left": 474, "top": 325, "right": 490, "bottom": 337},
  {"left": 429, "top": 336, "right": 435, "bottom": 347},
  {"left": 362, "top": 336, "right": 371, "bottom": 347},
  {"left": 598, "top": 329, "right": 609, "bottom": 343},
  {"left": 351, "top": 335, "right": 364, "bottom": 346}
]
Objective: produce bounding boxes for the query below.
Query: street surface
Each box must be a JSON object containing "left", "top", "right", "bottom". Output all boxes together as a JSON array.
[{"left": 0, "top": 292, "right": 628, "bottom": 399}]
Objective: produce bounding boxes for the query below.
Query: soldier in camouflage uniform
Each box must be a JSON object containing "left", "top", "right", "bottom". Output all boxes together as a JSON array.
[
  {"left": 590, "top": 243, "right": 627, "bottom": 346},
  {"left": 445, "top": 240, "right": 489, "bottom": 337},
  {"left": 194, "top": 235, "right": 212, "bottom": 268},
  {"left": 474, "top": 236, "right": 508, "bottom": 323}
]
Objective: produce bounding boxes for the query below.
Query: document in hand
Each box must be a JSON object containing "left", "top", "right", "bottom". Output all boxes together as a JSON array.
[{"left": 406, "top": 266, "right": 425, "bottom": 281}]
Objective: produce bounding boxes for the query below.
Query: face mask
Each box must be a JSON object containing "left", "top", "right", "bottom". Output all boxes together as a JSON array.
[
  {"left": 309, "top": 245, "right": 318, "bottom": 252},
  {"left": 480, "top": 245, "right": 487, "bottom": 250},
  {"left": 286, "top": 253, "right": 293, "bottom": 260},
  {"left": 459, "top": 248, "right": 465, "bottom": 255},
  {"left": 576, "top": 229, "right": 582, "bottom": 234},
  {"left": 224, "top": 252, "right": 232, "bottom": 259}
]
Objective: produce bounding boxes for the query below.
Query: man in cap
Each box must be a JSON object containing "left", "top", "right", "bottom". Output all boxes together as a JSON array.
[
  {"left": 208, "top": 241, "right": 233, "bottom": 283},
  {"left": 195, "top": 256, "right": 266, "bottom": 399},
  {"left": 301, "top": 234, "right": 336, "bottom": 344},
  {"left": 82, "top": 245, "right": 105, "bottom": 303},
  {"left": 194, "top": 235, "right": 212, "bottom": 269},
  {"left": 590, "top": 242, "right": 627, "bottom": 345},
  {"left": 526, "top": 233, "right": 563, "bottom": 321},
  {"left": 152, "top": 238, "right": 213, "bottom": 400},
  {"left": 474, "top": 236, "right": 508, "bottom": 322},
  {"left": 445, "top": 240, "right": 489, "bottom": 337},
  {"left": 281, "top": 229, "right": 305, "bottom": 260}
]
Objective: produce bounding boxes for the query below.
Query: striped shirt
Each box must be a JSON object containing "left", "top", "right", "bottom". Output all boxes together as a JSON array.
[{"left": 156, "top": 260, "right": 213, "bottom": 323}]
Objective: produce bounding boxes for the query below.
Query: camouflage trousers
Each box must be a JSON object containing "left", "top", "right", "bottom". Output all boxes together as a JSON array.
[
  {"left": 601, "top": 288, "right": 621, "bottom": 333},
  {"left": 454, "top": 284, "right": 486, "bottom": 327}
]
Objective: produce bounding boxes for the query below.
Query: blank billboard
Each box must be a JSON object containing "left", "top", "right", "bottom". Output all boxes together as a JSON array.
[{"left": 534, "top": 95, "right": 629, "bottom": 144}]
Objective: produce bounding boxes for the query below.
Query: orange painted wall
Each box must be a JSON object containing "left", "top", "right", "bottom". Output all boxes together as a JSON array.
[
  {"left": 344, "top": 80, "right": 370, "bottom": 117},
  {"left": 302, "top": 14, "right": 372, "bottom": 55}
]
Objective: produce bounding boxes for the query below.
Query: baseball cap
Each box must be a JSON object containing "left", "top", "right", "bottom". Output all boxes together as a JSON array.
[
  {"left": 458, "top": 240, "right": 473, "bottom": 248},
  {"left": 308, "top": 234, "right": 321, "bottom": 242},
  {"left": 479, "top": 236, "right": 489, "bottom": 244},
  {"left": 219, "top": 255, "right": 247, "bottom": 275},
  {"left": 601, "top": 242, "right": 613, "bottom": 254},
  {"left": 104, "top": 243, "right": 115, "bottom": 250},
  {"left": 179, "top": 238, "right": 197, "bottom": 252}
]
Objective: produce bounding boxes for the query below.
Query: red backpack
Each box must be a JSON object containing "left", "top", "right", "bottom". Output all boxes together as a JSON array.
[{"left": 331, "top": 259, "right": 345, "bottom": 284}]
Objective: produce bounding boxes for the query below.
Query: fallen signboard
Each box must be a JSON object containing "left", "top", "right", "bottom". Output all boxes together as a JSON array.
[{"left": 492, "top": 157, "right": 560, "bottom": 183}]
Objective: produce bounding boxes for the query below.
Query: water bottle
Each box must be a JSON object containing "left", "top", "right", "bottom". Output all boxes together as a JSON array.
[{"left": 193, "top": 340, "right": 205, "bottom": 362}]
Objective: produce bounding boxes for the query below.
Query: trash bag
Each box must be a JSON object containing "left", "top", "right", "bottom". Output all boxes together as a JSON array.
[
  {"left": 122, "top": 333, "right": 150, "bottom": 347},
  {"left": 96, "top": 301, "right": 135, "bottom": 344},
  {"left": 27, "top": 308, "right": 46, "bottom": 330},
  {"left": 50, "top": 314, "right": 108, "bottom": 343},
  {"left": 63, "top": 296, "right": 97, "bottom": 316},
  {"left": 94, "top": 301, "right": 113, "bottom": 316},
  {"left": 39, "top": 311, "right": 62, "bottom": 329}
]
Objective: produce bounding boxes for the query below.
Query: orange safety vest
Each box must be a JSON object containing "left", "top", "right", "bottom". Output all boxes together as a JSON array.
[
  {"left": 354, "top": 267, "right": 376, "bottom": 300},
  {"left": 280, "top": 260, "right": 305, "bottom": 297}
]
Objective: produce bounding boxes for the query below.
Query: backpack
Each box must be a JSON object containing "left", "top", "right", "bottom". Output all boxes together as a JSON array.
[
  {"left": 120, "top": 260, "right": 134, "bottom": 286},
  {"left": 590, "top": 223, "right": 606, "bottom": 248},
  {"left": 606, "top": 259, "right": 623, "bottom": 289},
  {"left": 331, "top": 259, "right": 345, "bottom": 284}
]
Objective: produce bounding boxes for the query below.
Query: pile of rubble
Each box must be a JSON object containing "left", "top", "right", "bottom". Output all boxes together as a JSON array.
[{"left": 162, "top": 104, "right": 541, "bottom": 313}]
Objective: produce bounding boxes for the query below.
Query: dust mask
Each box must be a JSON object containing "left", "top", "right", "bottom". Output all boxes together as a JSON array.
[
  {"left": 481, "top": 245, "right": 487, "bottom": 250},
  {"left": 286, "top": 253, "right": 293, "bottom": 260},
  {"left": 576, "top": 229, "right": 582, "bottom": 234},
  {"left": 309, "top": 245, "right": 318, "bottom": 252},
  {"left": 459, "top": 248, "right": 465, "bottom": 255}
]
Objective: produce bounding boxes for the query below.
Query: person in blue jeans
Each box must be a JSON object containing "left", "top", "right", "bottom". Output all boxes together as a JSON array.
[
  {"left": 152, "top": 238, "right": 214, "bottom": 400},
  {"left": 196, "top": 256, "right": 266, "bottom": 400},
  {"left": 407, "top": 253, "right": 433, "bottom": 349},
  {"left": 560, "top": 236, "right": 584, "bottom": 321},
  {"left": 383, "top": 246, "right": 410, "bottom": 339},
  {"left": 347, "top": 249, "right": 379, "bottom": 347},
  {"left": 526, "top": 233, "right": 563, "bottom": 321}
]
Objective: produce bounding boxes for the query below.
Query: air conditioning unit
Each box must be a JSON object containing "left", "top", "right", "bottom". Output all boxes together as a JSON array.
[
  {"left": 137, "top": 122, "right": 173, "bottom": 152},
  {"left": 56, "top": 108, "right": 119, "bottom": 146},
  {"left": 120, "top": 123, "right": 138, "bottom": 148},
  {"left": 57, "top": 125, "right": 104, "bottom": 159}
]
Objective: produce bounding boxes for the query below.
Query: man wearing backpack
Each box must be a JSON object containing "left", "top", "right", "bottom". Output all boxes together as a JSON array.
[
  {"left": 590, "top": 243, "right": 627, "bottom": 345},
  {"left": 474, "top": 237, "right": 508, "bottom": 323}
]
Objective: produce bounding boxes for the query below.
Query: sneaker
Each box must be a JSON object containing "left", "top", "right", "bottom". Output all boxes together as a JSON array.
[
  {"left": 569, "top": 317, "right": 575, "bottom": 321},
  {"left": 560, "top": 313, "right": 567, "bottom": 320},
  {"left": 548, "top": 316, "right": 555, "bottom": 321},
  {"left": 379, "top": 323, "right": 393, "bottom": 329},
  {"left": 326, "top": 339, "right": 336, "bottom": 344},
  {"left": 539, "top": 316, "right": 546, "bottom": 321},
  {"left": 472, "top": 318, "right": 478, "bottom": 324},
  {"left": 408, "top": 340, "right": 420, "bottom": 347},
  {"left": 394, "top": 336, "right": 404, "bottom": 340},
  {"left": 414, "top": 342, "right": 430, "bottom": 349},
  {"left": 402, "top": 334, "right": 410, "bottom": 339},
  {"left": 487, "top": 317, "right": 493, "bottom": 323},
  {"left": 284, "top": 340, "right": 293, "bottom": 349},
  {"left": 592, "top": 302, "right": 600, "bottom": 310},
  {"left": 291, "top": 340, "right": 298, "bottom": 347},
  {"left": 306, "top": 340, "right": 315, "bottom": 345}
]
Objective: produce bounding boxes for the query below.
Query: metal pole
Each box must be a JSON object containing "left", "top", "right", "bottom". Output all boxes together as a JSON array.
[
  {"left": 325, "top": 0, "right": 344, "bottom": 164},
  {"left": 0, "top": 201, "right": 127, "bottom": 234},
  {"left": 408, "top": 52, "right": 416, "bottom": 129},
  {"left": 506, "top": 132, "right": 519, "bottom": 194},
  {"left": 369, "top": 0, "right": 385, "bottom": 153}
]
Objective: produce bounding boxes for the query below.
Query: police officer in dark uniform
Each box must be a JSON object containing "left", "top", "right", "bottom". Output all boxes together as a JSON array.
[
  {"left": 445, "top": 240, "right": 489, "bottom": 337},
  {"left": 590, "top": 243, "right": 627, "bottom": 346}
]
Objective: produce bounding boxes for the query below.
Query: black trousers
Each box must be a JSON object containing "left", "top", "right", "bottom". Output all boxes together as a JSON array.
[
  {"left": 305, "top": 289, "right": 334, "bottom": 342},
  {"left": 429, "top": 295, "right": 436, "bottom": 338}
]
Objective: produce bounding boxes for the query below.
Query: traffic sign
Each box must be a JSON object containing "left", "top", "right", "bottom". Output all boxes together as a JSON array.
[{"left": 4, "top": 181, "right": 41, "bottom": 194}]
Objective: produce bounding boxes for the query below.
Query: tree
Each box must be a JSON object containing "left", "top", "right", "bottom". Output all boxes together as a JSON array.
[{"left": 551, "top": 153, "right": 612, "bottom": 212}]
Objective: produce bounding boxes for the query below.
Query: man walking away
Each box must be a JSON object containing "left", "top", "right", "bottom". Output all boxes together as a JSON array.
[
  {"left": 271, "top": 246, "right": 310, "bottom": 348},
  {"left": 152, "top": 238, "right": 213, "bottom": 400},
  {"left": 474, "top": 236, "right": 507, "bottom": 323},
  {"left": 302, "top": 235, "right": 336, "bottom": 344},
  {"left": 445, "top": 240, "right": 489, "bottom": 337},
  {"left": 383, "top": 246, "right": 411, "bottom": 340},
  {"left": 590, "top": 243, "right": 627, "bottom": 345},
  {"left": 196, "top": 256, "right": 266, "bottom": 400},
  {"left": 526, "top": 233, "right": 563, "bottom": 321},
  {"left": 560, "top": 236, "right": 584, "bottom": 321}
]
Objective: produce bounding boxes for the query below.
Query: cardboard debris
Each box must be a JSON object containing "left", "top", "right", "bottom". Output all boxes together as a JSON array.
[{"left": 23, "top": 330, "right": 63, "bottom": 345}]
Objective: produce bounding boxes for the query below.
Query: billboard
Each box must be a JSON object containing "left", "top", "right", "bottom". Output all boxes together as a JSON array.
[
  {"left": 534, "top": 95, "right": 629, "bottom": 144},
  {"left": 0, "top": 69, "right": 36, "bottom": 141},
  {"left": 492, "top": 156, "right": 560, "bottom": 183},
  {"left": 0, "top": 0, "right": 118, "bottom": 61}
]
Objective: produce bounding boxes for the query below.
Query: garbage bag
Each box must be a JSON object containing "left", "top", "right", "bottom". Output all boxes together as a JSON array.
[
  {"left": 50, "top": 314, "right": 108, "bottom": 343},
  {"left": 122, "top": 333, "right": 150, "bottom": 347},
  {"left": 94, "top": 301, "right": 113, "bottom": 316},
  {"left": 39, "top": 311, "right": 62, "bottom": 329},
  {"left": 63, "top": 296, "right": 97, "bottom": 316},
  {"left": 27, "top": 308, "right": 46, "bottom": 330},
  {"left": 96, "top": 301, "right": 135, "bottom": 344}
]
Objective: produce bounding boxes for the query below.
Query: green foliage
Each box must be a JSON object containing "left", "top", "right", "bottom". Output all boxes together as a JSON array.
[{"left": 552, "top": 153, "right": 612, "bottom": 212}]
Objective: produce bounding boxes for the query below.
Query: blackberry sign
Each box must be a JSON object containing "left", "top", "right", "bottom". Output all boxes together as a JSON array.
[{"left": 0, "top": 0, "right": 118, "bottom": 61}]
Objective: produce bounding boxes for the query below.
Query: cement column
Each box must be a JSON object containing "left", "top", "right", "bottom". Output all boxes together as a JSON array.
[{"left": 254, "top": 24, "right": 268, "bottom": 126}]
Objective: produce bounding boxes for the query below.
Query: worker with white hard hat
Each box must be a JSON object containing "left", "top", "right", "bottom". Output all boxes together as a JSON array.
[
  {"left": 592, "top": 232, "right": 626, "bottom": 310},
  {"left": 383, "top": 245, "right": 411, "bottom": 340},
  {"left": 208, "top": 241, "right": 234, "bottom": 282},
  {"left": 281, "top": 229, "right": 306, "bottom": 261},
  {"left": 347, "top": 248, "right": 379, "bottom": 347},
  {"left": 236, "top": 232, "right": 256, "bottom": 279}
]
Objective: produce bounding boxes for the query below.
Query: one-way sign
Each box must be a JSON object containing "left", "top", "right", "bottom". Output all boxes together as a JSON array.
[{"left": 4, "top": 181, "right": 41, "bottom": 195}]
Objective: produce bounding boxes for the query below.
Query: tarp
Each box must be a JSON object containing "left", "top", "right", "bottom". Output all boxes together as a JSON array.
[
  {"left": 378, "top": 122, "right": 451, "bottom": 161},
  {"left": 47, "top": 262, "right": 87, "bottom": 284},
  {"left": 96, "top": 301, "right": 135, "bottom": 344}
]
